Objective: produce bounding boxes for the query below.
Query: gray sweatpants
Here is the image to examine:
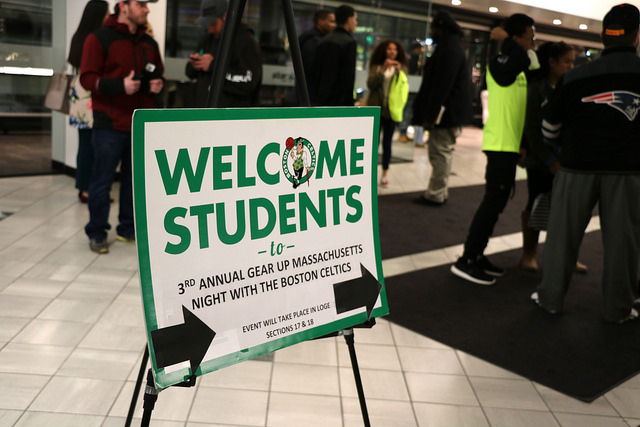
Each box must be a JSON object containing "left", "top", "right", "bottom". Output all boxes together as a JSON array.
[{"left": 536, "top": 170, "right": 640, "bottom": 322}]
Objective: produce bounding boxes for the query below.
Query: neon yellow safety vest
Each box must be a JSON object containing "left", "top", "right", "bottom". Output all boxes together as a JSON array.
[
  {"left": 482, "top": 67, "right": 527, "bottom": 153},
  {"left": 388, "top": 70, "right": 409, "bottom": 123}
]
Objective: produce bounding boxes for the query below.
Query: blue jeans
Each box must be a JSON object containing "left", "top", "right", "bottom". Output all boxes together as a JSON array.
[{"left": 85, "top": 129, "right": 133, "bottom": 240}]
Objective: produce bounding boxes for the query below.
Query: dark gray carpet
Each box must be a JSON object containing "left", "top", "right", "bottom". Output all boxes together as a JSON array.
[{"left": 379, "top": 198, "right": 640, "bottom": 402}]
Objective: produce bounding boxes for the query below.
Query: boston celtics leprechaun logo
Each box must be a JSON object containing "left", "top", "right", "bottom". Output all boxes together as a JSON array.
[{"left": 282, "top": 137, "right": 317, "bottom": 189}]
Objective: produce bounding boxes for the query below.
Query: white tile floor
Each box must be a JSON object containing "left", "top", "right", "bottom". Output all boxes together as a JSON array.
[{"left": 0, "top": 126, "right": 638, "bottom": 426}]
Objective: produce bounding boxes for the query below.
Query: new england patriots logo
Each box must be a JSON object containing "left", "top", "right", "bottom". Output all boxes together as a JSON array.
[{"left": 581, "top": 91, "right": 640, "bottom": 121}]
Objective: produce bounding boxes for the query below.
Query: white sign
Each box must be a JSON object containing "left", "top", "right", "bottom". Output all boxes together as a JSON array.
[{"left": 132, "top": 107, "right": 387, "bottom": 389}]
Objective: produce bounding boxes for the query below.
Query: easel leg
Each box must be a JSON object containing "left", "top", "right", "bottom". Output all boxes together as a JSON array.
[
  {"left": 342, "top": 329, "right": 371, "bottom": 427},
  {"left": 125, "top": 346, "right": 149, "bottom": 427},
  {"left": 141, "top": 369, "right": 159, "bottom": 427},
  {"left": 125, "top": 345, "right": 197, "bottom": 426}
]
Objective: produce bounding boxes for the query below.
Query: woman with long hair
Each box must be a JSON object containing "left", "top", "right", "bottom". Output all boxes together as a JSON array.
[
  {"left": 68, "top": 0, "right": 109, "bottom": 203},
  {"left": 520, "top": 41, "right": 586, "bottom": 272},
  {"left": 366, "top": 39, "right": 409, "bottom": 187}
]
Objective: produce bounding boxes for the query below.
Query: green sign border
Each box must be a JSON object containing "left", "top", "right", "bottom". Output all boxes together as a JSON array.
[{"left": 132, "top": 106, "right": 386, "bottom": 389}]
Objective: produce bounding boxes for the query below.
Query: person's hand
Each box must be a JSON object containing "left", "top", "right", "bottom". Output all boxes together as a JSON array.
[
  {"left": 518, "top": 148, "right": 527, "bottom": 165},
  {"left": 189, "top": 53, "right": 214, "bottom": 71},
  {"left": 124, "top": 70, "right": 140, "bottom": 95},
  {"left": 149, "top": 78, "right": 164, "bottom": 94},
  {"left": 383, "top": 58, "right": 400, "bottom": 72},
  {"left": 490, "top": 26, "right": 508, "bottom": 42},
  {"left": 549, "top": 161, "right": 560, "bottom": 174}
]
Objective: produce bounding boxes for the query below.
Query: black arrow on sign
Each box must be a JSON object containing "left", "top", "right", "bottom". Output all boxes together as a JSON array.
[
  {"left": 150, "top": 305, "right": 216, "bottom": 376},
  {"left": 333, "top": 263, "right": 382, "bottom": 320}
]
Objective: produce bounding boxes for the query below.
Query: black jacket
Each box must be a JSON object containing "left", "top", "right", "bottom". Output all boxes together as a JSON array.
[
  {"left": 185, "top": 24, "right": 262, "bottom": 108},
  {"left": 314, "top": 27, "right": 357, "bottom": 106},
  {"left": 542, "top": 46, "right": 640, "bottom": 172},
  {"left": 299, "top": 27, "right": 325, "bottom": 104},
  {"left": 521, "top": 76, "right": 557, "bottom": 171},
  {"left": 412, "top": 33, "right": 471, "bottom": 128},
  {"left": 489, "top": 38, "right": 531, "bottom": 87}
]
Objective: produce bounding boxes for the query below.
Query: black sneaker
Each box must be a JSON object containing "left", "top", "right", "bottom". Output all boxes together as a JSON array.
[
  {"left": 477, "top": 255, "right": 505, "bottom": 277},
  {"left": 89, "top": 237, "right": 109, "bottom": 254},
  {"left": 451, "top": 257, "right": 496, "bottom": 285}
]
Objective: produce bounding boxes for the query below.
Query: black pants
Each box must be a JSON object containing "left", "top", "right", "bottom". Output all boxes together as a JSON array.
[
  {"left": 463, "top": 151, "right": 519, "bottom": 258},
  {"left": 525, "top": 167, "right": 554, "bottom": 212}
]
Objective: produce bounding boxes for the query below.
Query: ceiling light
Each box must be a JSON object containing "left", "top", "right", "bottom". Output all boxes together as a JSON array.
[
  {"left": 553, "top": 19, "right": 562, "bottom": 25},
  {"left": 452, "top": 0, "right": 462, "bottom": 5},
  {"left": 579, "top": 24, "right": 588, "bottom": 30},
  {"left": 489, "top": 7, "right": 499, "bottom": 13}
]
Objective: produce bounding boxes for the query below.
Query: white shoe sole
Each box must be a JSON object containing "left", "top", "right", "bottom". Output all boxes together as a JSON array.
[
  {"left": 450, "top": 264, "right": 496, "bottom": 286},
  {"left": 484, "top": 269, "right": 505, "bottom": 277}
]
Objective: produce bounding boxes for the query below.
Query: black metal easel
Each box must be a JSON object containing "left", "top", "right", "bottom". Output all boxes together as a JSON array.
[
  {"left": 126, "top": 326, "right": 374, "bottom": 427},
  {"left": 206, "top": 0, "right": 310, "bottom": 108},
  {"left": 125, "top": 322, "right": 374, "bottom": 427},
  {"left": 126, "top": 0, "right": 373, "bottom": 425}
]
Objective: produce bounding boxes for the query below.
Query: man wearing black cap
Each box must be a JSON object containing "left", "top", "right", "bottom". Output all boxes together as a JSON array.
[
  {"left": 80, "top": 0, "right": 164, "bottom": 254},
  {"left": 186, "top": 0, "right": 262, "bottom": 107},
  {"left": 412, "top": 10, "right": 472, "bottom": 207},
  {"left": 532, "top": 4, "right": 640, "bottom": 323}
]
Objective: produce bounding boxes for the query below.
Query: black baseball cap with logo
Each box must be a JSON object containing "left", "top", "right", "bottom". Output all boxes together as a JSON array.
[{"left": 603, "top": 3, "right": 640, "bottom": 37}]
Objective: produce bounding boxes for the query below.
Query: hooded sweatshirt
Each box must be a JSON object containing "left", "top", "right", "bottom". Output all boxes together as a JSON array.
[{"left": 80, "top": 14, "right": 164, "bottom": 132}]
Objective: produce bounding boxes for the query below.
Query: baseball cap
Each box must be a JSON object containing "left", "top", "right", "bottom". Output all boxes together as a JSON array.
[
  {"left": 196, "top": 0, "right": 228, "bottom": 27},
  {"left": 603, "top": 3, "right": 640, "bottom": 37}
]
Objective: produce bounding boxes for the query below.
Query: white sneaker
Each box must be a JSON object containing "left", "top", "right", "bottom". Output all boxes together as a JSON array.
[
  {"left": 617, "top": 308, "right": 639, "bottom": 324},
  {"left": 530, "top": 292, "right": 559, "bottom": 314}
]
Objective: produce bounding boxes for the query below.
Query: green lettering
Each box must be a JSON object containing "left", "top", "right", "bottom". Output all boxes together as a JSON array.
[
  {"left": 164, "top": 207, "right": 190, "bottom": 255},
  {"left": 216, "top": 201, "right": 245, "bottom": 244},
  {"left": 257, "top": 142, "right": 280, "bottom": 185},
  {"left": 212, "top": 146, "right": 233, "bottom": 190},
  {"left": 190, "top": 204, "right": 215, "bottom": 249},
  {"left": 350, "top": 138, "right": 365, "bottom": 175},
  {"left": 326, "top": 188, "right": 345, "bottom": 225},
  {"left": 316, "top": 139, "right": 347, "bottom": 179},
  {"left": 299, "top": 191, "right": 326, "bottom": 231},
  {"left": 346, "top": 186, "right": 363, "bottom": 223},
  {"left": 155, "top": 148, "right": 210, "bottom": 196},
  {"left": 237, "top": 145, "right": 256, "bottom": 188},
  {"left": 250, "top": 198, "right": 276, "bottom": 239},
  {"left": 279, "top": 193, "right": 296, "bottom": 235}
]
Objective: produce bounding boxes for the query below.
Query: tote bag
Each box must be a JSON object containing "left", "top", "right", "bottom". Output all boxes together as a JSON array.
[
  {"left": 44, "top": 72, "right": 72, "bottom": 114},
  {"left": 69, "top": 75, "right": 93, "bottom": 128}
]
